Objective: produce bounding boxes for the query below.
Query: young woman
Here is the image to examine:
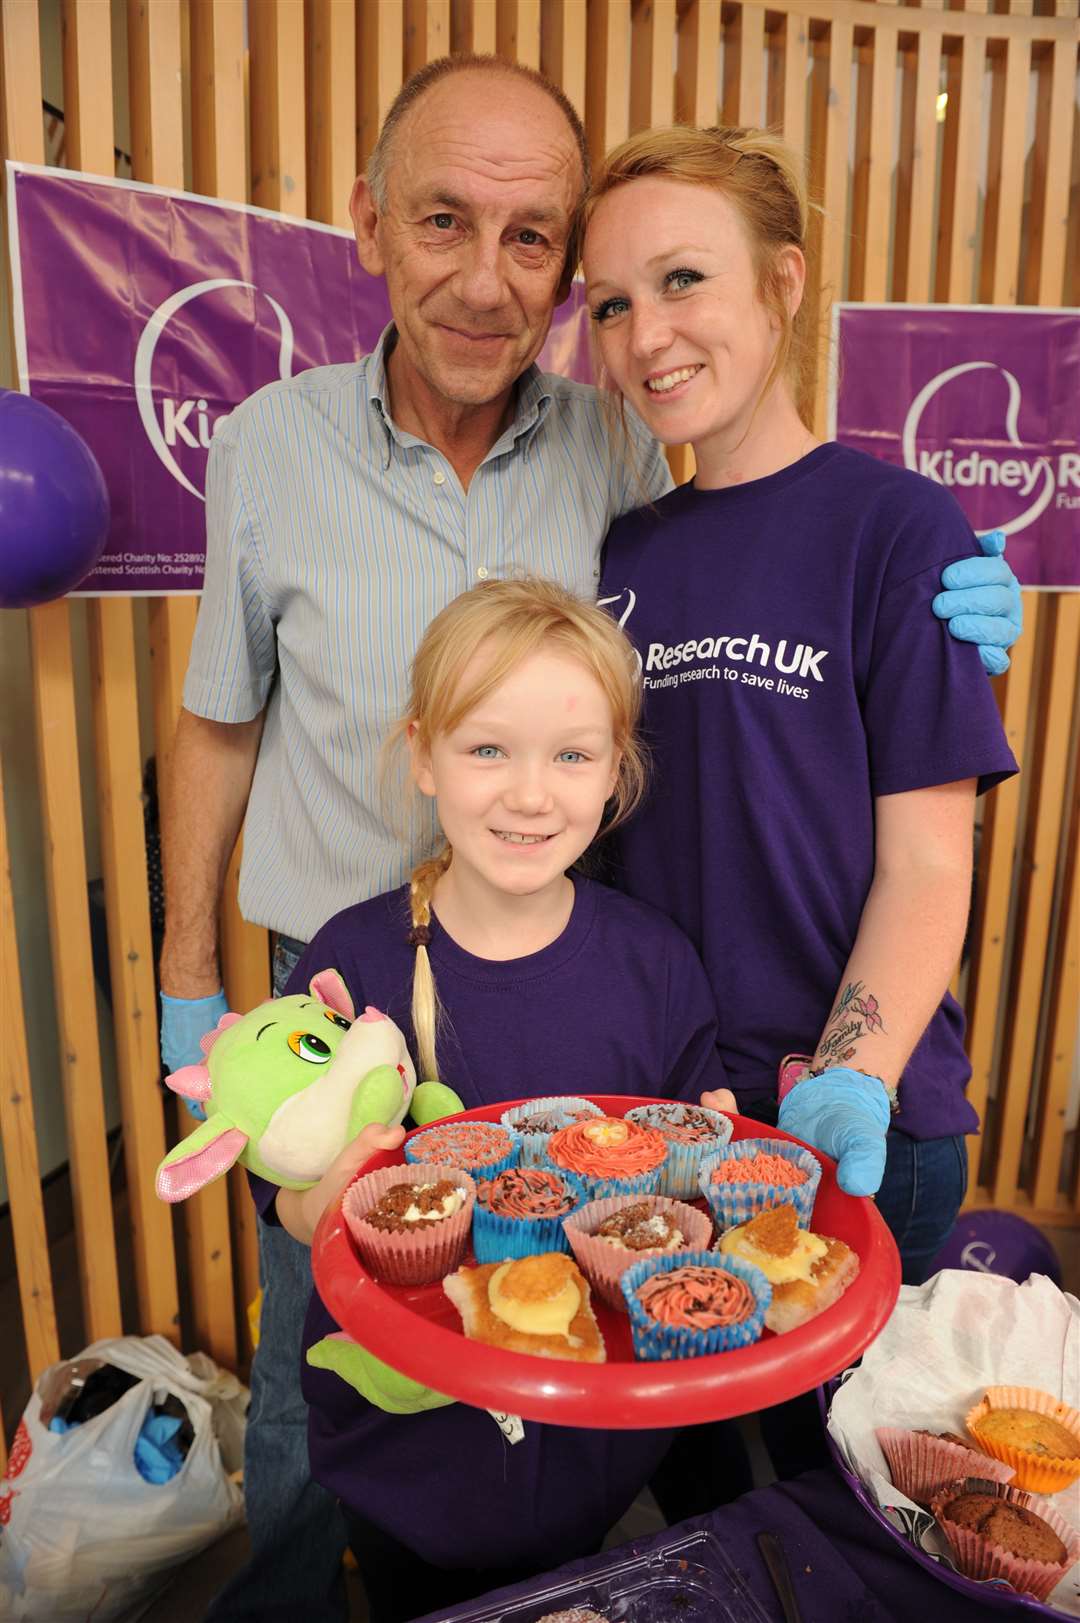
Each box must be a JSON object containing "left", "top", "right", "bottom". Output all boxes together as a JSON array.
[
  {"left": 582, "top": 126, "right": 1017, "bottom": 1285},
  {"left": 255, "top": 576, "right": 733, "bottom": 1623}
]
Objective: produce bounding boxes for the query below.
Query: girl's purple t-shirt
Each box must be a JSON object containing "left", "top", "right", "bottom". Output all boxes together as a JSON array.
[
  {"left": 599, "top": 443, "right": 1017, "bottom": 1141},
  {"left": 269, "top": 874, "right": 729, "bottom": 1569}
]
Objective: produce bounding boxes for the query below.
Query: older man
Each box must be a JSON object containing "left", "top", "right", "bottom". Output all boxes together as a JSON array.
[{"left": 161, "top": 53, "right": 1018, "bottom": 1623}]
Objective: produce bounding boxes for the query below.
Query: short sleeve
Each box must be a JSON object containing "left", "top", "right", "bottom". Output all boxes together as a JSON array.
[
  {"left": 182, "top": 427, "right": 279, "bottom": 722},
  {"left": 611, "top": 405, "right": 673, "bottom": 519},
  {"left": 660, "top": 931, "right": 731, "bottom": 1101},
  {"left": 862, "top": 499, "right": 1018, "bottom": 798}
]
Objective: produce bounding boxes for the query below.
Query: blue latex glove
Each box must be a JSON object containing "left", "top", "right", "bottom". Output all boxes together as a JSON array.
[
  {"left": 778, "top": 1067, "right": 891, "bottom": 1197},
  {"left": 160, "top": 989, "right": 229, "bottom": 1119},
  {"left": 933, "top": 530, "right": 1022, "bottom": 676}
]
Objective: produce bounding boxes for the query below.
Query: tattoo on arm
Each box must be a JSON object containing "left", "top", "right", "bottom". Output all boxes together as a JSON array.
[{"left": 816, "top": 980, "right": 886, "bottom": 1066}]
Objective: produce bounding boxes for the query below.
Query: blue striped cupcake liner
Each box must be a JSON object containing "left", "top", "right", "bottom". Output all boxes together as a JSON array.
[
  {"left": 545, "top": 1160, "right": 665, "bottom": 1203},
  {"left": 698, "top": 1138, "right": 821, "bottom": 1233},
  {"left": 472, "top": 1169, "right": 589, "bottom": 1263},
  {"left": 620, "top": 1249, "right": 771, "bottom": 1361},
  {"left": 499, "top": 1096, "right": 604, "bottom": 1168},
  {"left": 624, "top": 1103, "right": 734, "bottom": 1199},
  {"left": 405, "top": 1123, "right": 520, "bottom": 1182}
]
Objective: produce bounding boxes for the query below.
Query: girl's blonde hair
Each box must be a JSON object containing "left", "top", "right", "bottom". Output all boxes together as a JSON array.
[
  {"left": 388, "top": 577, "right": 647, "bottom": 1081},
  {"left": 584, "top": 124, "right": 819, "bottom": 424}
]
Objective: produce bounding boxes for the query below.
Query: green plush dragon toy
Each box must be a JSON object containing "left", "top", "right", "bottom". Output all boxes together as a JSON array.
[{"left": 155, "top": 969, "right": 463, "bottom": 1412}]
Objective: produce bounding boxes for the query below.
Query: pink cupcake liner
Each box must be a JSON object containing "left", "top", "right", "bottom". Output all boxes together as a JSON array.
[
  {"left": 342, "top": 1162, "right": 476, "bottom": 1286},
  {"left": 875, "top": 1426, "right": 1014, "bottom": 1505},
  {"left": 930, "top": 1476, "right": 1080, "bottom": 1605},
  {"left": 563, "top": 1194, "right": 713, "bottom": 1313}
]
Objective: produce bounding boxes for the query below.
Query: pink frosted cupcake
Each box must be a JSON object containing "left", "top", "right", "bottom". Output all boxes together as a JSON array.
[
  {"left": 931, "top": 1477, "right": 1080, "bottom": 1604},
  {"left": 342, "top": 1162, "right": 476, "bottom": 1285},
  {"left": 563, "top": 1194, "right": 713, "bottom": 1313},
  {"left": 876, "top": 1426, "right": 1014, "bottom": 1506}
]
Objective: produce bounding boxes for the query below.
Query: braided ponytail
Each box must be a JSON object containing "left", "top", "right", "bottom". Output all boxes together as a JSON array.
[{"left": 408, "top": 845, "right": 453, "bottom": 1080}]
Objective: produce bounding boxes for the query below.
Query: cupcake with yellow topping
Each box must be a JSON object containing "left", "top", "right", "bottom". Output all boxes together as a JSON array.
[
  {"left": 546, "top": 1115, "right": 667, "bottom": 1200},
  {"left": 342, "top": 1162, "right": 476, "bottom": 1285},
  {"left": 965, "top": 1387, "right": 1080, "bottom": 1496},
  {"left": 625, "top": 1102, "right": 733, "bottom": 1199},
  {"left": 472, "top": 1165, "right": 588, "bottom": 1263},
  {"left": 620, "top": 1249, "right": 770, "bottom": 1361},
  {"left": 699, "top": 1137, "right": 821, "bottom": 1232},
  {"left": 564, "top": 1194, "right": 713, "bottom": 1312}
]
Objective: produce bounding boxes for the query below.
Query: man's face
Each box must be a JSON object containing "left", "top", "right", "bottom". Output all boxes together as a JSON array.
[{"left": 352, "top": 72, "right": 583, "bottom": 412}]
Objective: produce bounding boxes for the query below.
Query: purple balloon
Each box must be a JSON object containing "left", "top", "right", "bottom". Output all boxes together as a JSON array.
[
  {"left": 929, "top": 1208, "right": 1062, "bottom": 1287},
  {"left": 0, "top": 389, "right": 110, "bottom": 608}
]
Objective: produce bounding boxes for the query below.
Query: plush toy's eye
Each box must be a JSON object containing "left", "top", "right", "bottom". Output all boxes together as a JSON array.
[
  {"left": 323, "top": 1010, "right": 351, "bottom": 1031},
  {"left": 288, "top": 1030, "right": 332, "bottom": 1063}
]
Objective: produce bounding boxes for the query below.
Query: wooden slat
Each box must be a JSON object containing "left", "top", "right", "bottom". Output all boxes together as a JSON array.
[
  {"left": 498, "top": 0, "right": 541, "bottom": 67},
  {"left": 1035, "top": 35, "right": 1076, "bottom": 305},
  {"left": 813, "top": 18, "right": 853, "bottom": 436},
  {"left": 453, "top": 0, "right": 497, "bottom": 54},
  {"left": 963, "top": 594, "right": 1041, "bottom": 1193},
  {"left": 736, "top": 3, "right": 765, "bottom": 128},
  {"left": 176, "top": 1097, "right": 238, "bottom": 1367},
  {"left": 896, "top": 25, "right": 940, "bottom": 303},
  {"left": 405, "top": 0, "right": 450, "bottom": 75},
  {"left": 992, "top": 600, "right": 1080, "bottom": 1207},
  {"left": 190, "top": 0, "right": 247, "bottom": 202},
  {"left": 630, "top": 0, "right": 675, "bottom": 134},
  {"left": 541, "top": 0, "right": 587, "bottom": 118},
  {"left": 847, "top": 38, "right": 873, "bottom": 305},
  {"left": 675, "top": 0, "right": 720, "bottom": 127},
  {"left": 940, "top": 31, "right": 985, "bottom": 303},
  {"left": 781, "top": 9, "right": 809, "bottom": 162},
  {"left": 758, "top": 0, "right": 1070, "bottom": 44},
  {"left": 250, "top": 0, "right": 307, "bottom": 215},
  {"left": 1032, "top": 605, "right": 1080, "bottom": 1212},
  {"left": 1, "top": 752, "right": 61, "bottom": 1379},
  {"left": 1, "top": 0, "right": 47, "bottom": 161},
  {"left": 989, "top": 35, "right": 1031, "bottom": 305},
  {"left": 306, "top": 0, "right": 356, "bottom": 229},
  {"left": 862, "top": 23, "right": 896, "bottom": 303},
  {"left": 358, "top": 0, "right": 404, "bottom": 169},
  {"left": 585, "top": 0, "right": 630, "bottom": 167}
]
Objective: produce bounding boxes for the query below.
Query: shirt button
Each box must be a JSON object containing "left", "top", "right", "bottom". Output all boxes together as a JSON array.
[
  {"left": 433, "top": 470, "right": 446, "bottom": 486},
  {"left": 476, "top": 565, "right": 489, "bottom": 580}
]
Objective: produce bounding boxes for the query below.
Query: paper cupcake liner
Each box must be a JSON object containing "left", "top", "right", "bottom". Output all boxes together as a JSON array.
[
  {"left": 564, "top": 1194, "right": 714, "bottom": 1313},
  {"left": 930, "top": 1477, "right": 1080, "bottom": 1604},
  {"left": 342, "top": 1162, "right": 476, "bottom": 1286},
  {"left": 620, "top": 1249, "right": 771, "bottom": 1361},
  {"left": 547, "top": 1162, "right": 665, "bottom": 1203},
  {"left": 698, "top": 1138, "right": 821, "bottom": 1233},
  {"left": 624, "top": 1104, "right": 734, "bottom": 1199},
  {"left": 500, "top": 1097, "right": 604, "bottom": 1168},
  {"left": 965, "top": 1386, "right": 1080, "bottom": 1495},
  {"left": 472, "top": 1170, "right": 589, "bottom": 1264},
  {"left": 875, "top": 1426, "right": 1014, "bottom": 1505},
  {"left": 405, "top": 1122, "right": 520, "bottom": 1181}
]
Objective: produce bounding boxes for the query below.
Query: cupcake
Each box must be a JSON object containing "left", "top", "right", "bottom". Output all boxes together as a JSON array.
[
  {"left": 546, "top": 1115, "right": 667, "bottom": 1200},
  {"left": 500, "top": 1097, "right": 604, "bottom": 1167},
  {"left": 699, "top": 1138, "right": 821, "bottom": 1232},
  {"left": 472, "top": 1166, "right": 588, "bottom": 1263},
  {"left": 965, "top": 1386, "right": 1080, "bottom": 1495},
  {"left": 342, "top": 1162, "right": 476, "bottom": 1285},
  {"left": 876, "top": 1426, "right": 1014, "bottom": 1506},
  {"left": 931, "top": 1478, "right": 1080, "bottom": 1603},
  {"left": 564, "top": 1194, "right": 713, "bottom": 1312},
  {"left": 624, "top": 1102, "right": 733, "bottom": 1199},
  {"left": 405, "top": 1120, "right": 518, "bottom": 1179},
  {"left": 620, "top": 1249, "right": 770, "bottom": 1361}
]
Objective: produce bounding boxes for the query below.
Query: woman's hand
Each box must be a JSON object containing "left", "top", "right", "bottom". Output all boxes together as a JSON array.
[
  {"left": 700, "top": 1088, "right": 737, "bottom": 1113},
  {"left": 777, "top": 1068, "right": 891, "bottom": 1196},
  {"left": 276, "top": 1121, "right": 406, "bottom": 1246}
]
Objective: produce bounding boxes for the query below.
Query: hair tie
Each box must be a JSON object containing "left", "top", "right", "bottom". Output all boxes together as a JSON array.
[{"left": 407, "top": 925, "right": 432, "bottom": 948}]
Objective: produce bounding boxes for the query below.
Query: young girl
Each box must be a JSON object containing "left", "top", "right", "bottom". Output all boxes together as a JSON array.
[
  {"left": 255, "top": 577, "right": 732, "bottom": 1623},
  {"left": 582, "top": 126, "right": 1017, "bottom": 1284}
]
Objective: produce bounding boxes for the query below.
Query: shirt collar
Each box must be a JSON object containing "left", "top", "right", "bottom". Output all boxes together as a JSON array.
[{"left": 366, "top": 322, "right": 553, "bottom": 470}]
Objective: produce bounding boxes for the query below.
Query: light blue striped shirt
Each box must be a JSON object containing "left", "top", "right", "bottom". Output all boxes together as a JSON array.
[{"left": 184, "top": 324, "right": 670, "bottom": 939}]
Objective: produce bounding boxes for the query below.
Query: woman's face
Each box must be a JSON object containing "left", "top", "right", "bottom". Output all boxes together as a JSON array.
[{"left": 584, "top": 176, "right": 795, "bottom": 457}]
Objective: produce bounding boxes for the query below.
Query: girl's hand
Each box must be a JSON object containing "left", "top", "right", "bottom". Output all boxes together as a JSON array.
[
  {"left": 700, "top": 1088, "right": 737, "bottom": 1113},
  {"left": 276, "top": 1121, "right": 406, "bottom": 1246}
]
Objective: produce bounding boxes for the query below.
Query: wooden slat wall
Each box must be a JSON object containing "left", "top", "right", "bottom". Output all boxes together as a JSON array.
[{"left": 1, "top": 0, "right": 1078, "bottom": 1424}]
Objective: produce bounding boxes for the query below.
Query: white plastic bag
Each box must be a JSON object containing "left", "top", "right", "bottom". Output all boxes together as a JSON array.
[{"left": 0, "top": 1335, "right": 247, "bottom": 1621}]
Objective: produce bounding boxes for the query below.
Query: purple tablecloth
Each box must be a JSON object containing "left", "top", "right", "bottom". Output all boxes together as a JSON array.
[{"left": 416, "top": 1467, "right": 1033, "bottom": 1622}]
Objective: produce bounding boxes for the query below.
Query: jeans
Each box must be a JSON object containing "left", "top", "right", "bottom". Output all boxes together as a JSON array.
[
  {"left": 649, "top": 1124, "right": 970, "bottom": 1520},
  {"left": 205, "top": 935, "right": 348, "bottom": 1623}
]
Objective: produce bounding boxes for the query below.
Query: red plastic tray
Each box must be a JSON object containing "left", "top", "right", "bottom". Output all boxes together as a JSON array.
[{"left": 311, "top": 1098, "right": 901, "bottom": 1428}]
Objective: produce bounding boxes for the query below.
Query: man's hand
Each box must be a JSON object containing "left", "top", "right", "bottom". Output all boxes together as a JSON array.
[
  {"left": 933, "top": 530, "right": 1022, "bottom": 675},
  {"left": 700, "top": 1088, "right": 737, "bottom": 1113},
  {"left": 777, "top": 1067, "right": 891, "bottom": 1197},
  {"left": 160, "top": 989, "right": 229, "bottom": 1119},
  {"left": 276, "top": 1121, "right": 406, "bottom": 1246}
]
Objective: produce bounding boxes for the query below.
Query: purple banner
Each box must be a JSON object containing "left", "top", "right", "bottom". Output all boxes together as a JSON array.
[
  {"left": 7, "top": 164, "right": 593, "bottom": 595},
  {"left": 831, "top": 304, "right": 1079, "bottom": 589}
]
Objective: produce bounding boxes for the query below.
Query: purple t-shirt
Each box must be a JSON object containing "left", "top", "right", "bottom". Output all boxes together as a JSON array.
[
  {"left": 599, "top": 444, "right": 1017, "bottom": 1141},
  {"left": 261, "top": 873, "right": 728, "bottom": 1568}
]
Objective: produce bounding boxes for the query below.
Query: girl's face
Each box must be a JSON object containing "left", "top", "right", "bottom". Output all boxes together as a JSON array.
[
  {"left": 583, "top": 176, "right": 799, "bottom": 458},
  {"left": 409, "top": 646, "right": 620, "bottom": 906}
]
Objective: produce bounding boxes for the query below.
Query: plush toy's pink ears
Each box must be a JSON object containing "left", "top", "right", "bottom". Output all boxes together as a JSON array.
[
  {"left": 200, "top": 1010, "right": 243, "bottom": 1057},
  {"left": 309, "top": 969, "right": 355, "bottom": 1020},
  {"left": 155, "top": 1129, "right": 248, "bottom": 1203},
  {"left": 165, "top": 1062, "right": 212, "bottom": 1103}
]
